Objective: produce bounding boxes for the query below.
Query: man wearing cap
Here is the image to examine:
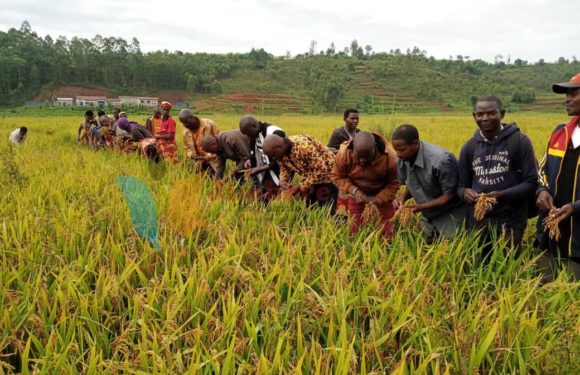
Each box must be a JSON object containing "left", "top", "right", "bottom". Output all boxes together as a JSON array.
[
  {"left": 178, "top": 108, "right": 220, "bottom": 173},
  {"left": 536, "top": 73, "right": 580, "bottom": 280},
  {"left": 155, "top": 101, "right": 178, "bottom": 164}
]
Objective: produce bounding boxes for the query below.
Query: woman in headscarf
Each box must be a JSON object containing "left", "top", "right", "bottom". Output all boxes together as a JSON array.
[{"left": 155, "top": 101, "right": 179, "bottom": 164}]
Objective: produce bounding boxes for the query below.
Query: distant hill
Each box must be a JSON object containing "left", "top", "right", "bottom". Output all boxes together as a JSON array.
[{"left": 1, "top": 22, "right": 578, "bottom": 113}]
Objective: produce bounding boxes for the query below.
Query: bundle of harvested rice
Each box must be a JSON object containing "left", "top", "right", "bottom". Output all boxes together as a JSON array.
[
  {"left": 392, "top": 205, "right": 416, "bottom": 227},
  {"left": 474, "top": 195, "right": 497, "bottom": 221},
  {"left": 543, "top": 215, "right": 561, "bottom": 242},
  {"left": 361, "top": 202, "right": 381, "bottom": 225}
]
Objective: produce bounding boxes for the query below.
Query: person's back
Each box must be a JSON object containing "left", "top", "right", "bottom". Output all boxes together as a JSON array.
[{"left": 8, "top": 127, "right": 27, "bottom": 145}]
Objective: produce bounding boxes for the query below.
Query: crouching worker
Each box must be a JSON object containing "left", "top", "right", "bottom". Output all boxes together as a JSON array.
[
  {"left": 332, "top": 131, "right": 399, "bottom": 239},
  {"left": 392, "top": 124, "right": 467, "bottom": 242},
  {"left": 139, "top": 138, "right": 161, "bottom": 163},
  {"left": 263, "top": 134, "right": 338, "bottom": 212},
  {"left": 201, "top": 129, "right": 251, "bottom": 181}
]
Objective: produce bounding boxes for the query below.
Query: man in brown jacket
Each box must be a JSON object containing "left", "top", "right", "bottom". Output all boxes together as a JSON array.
[
  {"left": 201, "top": 130, "right": 251, "bottom": 180},
  {"left": 179, "top": 109, "right": 220, "bottom": 172},
  {"left": 332, "top": 131, "right": 399, "bottom": 238}
]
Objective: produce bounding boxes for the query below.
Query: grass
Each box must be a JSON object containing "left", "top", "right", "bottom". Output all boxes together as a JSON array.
[{"left": 0, "top": 113, "right": 578, "bottom": 373}]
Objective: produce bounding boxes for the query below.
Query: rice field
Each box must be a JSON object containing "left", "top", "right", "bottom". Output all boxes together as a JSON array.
[{"left": 0, "top": 113, "right": 578, "bottom": 374}]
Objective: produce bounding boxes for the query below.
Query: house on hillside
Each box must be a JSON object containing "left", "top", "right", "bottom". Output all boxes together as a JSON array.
[
  {"left": 108, "top": 98, "right": 121, "bottom": 107},
  {"left": 54, "top": 97, "right": 74, "bottom": 106},
  {"left": 119, "top": 96, "right": 159, "bottom": 107},
  {"left": 76, "top": 96, "right": 107, "bottom": 107}
]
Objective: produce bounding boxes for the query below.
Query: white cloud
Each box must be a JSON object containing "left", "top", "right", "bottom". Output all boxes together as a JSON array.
[{"left": 0, "top": 0, "right": 578, "bottom": 62}]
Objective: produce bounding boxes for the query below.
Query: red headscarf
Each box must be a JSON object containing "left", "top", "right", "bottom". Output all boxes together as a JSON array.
[{"left": 160, "top": 101, "right": 173, "bottom": 110}]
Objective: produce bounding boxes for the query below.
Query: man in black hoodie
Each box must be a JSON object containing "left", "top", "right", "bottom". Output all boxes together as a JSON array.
[{"left": 458, "top": 96, "right": 538, "bottom": 258}]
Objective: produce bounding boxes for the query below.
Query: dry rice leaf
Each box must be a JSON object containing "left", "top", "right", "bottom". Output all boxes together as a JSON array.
[
  {"left": 361, "top": 202, "right": 381, "bottom": 225},
  {"left": 474, "top": 195, "right": 497, "bottom": 221},
  {"left": 543, "top": 215, "right": 561, "bottom": 242},
  {"left": 393, "top": 205, "right": 416, "bottom": 227}
]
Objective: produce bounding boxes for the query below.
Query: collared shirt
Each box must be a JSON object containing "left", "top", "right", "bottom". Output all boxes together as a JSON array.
[
  {"left": 214, "top": 130, "right": 251, "bottom": 179},
  {"left": 572, "top": 125, "right": 580, "bottom": 149},
  {"left": 397, "top": 140, "right": 462, "bottom": 218},
  {"left": 279, "top": 135, "right": 335, "bottom": 191},
  {"left": 253, "top": 123, "right": 285, "bottom": 185},
  {"left": 327, "top": 126, "right": 360, "bottom": 152},
  {"left": 183, "top": 118, "right": 219, "bottom": 159}
]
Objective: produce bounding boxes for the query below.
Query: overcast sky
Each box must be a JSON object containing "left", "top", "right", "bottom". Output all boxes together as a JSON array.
[{"left": 1, "top": 0, "right": 578, "bottom": 62}]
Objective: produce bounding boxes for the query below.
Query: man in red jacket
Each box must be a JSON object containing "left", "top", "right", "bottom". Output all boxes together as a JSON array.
[{"left": 536, "top": 73, "right": 580, "bottom": 280}]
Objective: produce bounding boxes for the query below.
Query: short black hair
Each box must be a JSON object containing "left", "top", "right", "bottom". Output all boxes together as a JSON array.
[
  {"left": 474, "top": 95, "right": 503, "bottom": 111},
  {"left": 343, "top": 108, "right": 359, "bottom": 120},
  {"left": 97, "top": 110, "right": 106, "bottom": 117},
  {"left": 20, "top": 127, "right": 28, "bottom": 134},
  {"left": 113, "top": 107, "right": 121, "bottom": 112},
  {"left": 85, "top": 110, "right": 94, "bottom": 117},
  {"left": 392, "top": 124, "right": 420, "bottom": 144},
  {"left": 145, "top": 145, "right": 160, "bottom": 163}
]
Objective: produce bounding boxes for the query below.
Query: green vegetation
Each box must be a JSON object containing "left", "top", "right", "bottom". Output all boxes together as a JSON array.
[
  {"left": 1, "top": 22, "right": 579, "bottom": 113},
  {"left": 0, "top": 114, "right": 578, "bottom": 373}
]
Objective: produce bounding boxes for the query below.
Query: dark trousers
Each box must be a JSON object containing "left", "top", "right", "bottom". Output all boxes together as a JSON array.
[{"left": 468, "top": 219, "right": 526, "bottom": 262}]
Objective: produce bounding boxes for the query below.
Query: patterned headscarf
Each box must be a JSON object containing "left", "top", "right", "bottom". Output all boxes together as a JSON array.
[{"left": 160, "top": 101, "right": 173, "bottom": 110}]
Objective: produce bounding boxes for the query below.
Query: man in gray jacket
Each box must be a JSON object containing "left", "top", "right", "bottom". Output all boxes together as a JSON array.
[
  {"left": 201, "top": 130, "right": 251, "bottom": 180},
  {"left": 392, "top": 124, "right": 467, "bottom": 242}
]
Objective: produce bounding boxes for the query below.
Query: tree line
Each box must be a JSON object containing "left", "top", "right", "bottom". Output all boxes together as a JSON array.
[{"left": 1, "top": 22, "right": 579, "bottom": 111}]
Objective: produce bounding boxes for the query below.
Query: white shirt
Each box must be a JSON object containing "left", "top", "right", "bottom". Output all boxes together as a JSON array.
[
  {"left": 255, "top": 125, "right": 283, "bottom": 185},
  {"left": 572, "top": 126, "right": 580, "bottom": 149},
  {"left": 8, "top": 129, "right": 24, "bottom": 145}
]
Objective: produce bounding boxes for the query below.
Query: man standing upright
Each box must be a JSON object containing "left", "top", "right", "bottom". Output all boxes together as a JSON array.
[
  {"left": 392, "top": 124, "right": 466, "bottom": 242},
  {"left": 332, "top": 131, "right": 399, "bottom": 238},
  {"left": 327, "top": 108, "right": 361, "bottom": 154},
  {"left": 457, "top": 96, "right": 538, "bottom": 259},
  {"left": 179, "top": 108, "right": 220, "bottom": 172},
  {"left": 536, "top": 73, "right": 580, "bottom": 280}
]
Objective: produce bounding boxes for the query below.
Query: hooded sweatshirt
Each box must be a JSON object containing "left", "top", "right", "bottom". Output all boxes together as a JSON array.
[{"left": 457, "top": 123, "right": 538, "bottom": 226}]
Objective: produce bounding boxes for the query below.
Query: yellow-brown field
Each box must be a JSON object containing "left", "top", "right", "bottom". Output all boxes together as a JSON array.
[{"left": 0, "top": 113, "right": 578, "bottom": 374}]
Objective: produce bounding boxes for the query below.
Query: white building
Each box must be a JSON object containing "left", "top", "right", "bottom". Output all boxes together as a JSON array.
[
  {"left": 54, "top": 97, "right": 74, "bottom": 106},
  {"left": 76, "top": 96, "right": 107, "bottom": 107},
  {"left": 119, "top": 96, "right": 159, "bottom": 107}
]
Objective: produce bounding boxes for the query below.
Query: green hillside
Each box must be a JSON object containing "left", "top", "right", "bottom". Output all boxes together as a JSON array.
[{"left": 1, "top": 22, "right": 578, "bottom": 113}]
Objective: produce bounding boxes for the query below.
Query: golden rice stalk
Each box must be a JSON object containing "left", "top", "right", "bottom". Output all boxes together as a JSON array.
[
  {"left": 474, "top": 195, "right": 497, "bottom": 221},
  {"left": 335, "top": 204, "right": 348, "bottom": 217},
  {"left": 167, "top": 175, "right": 208, "bottom": 236},
  {"left": 361, "top": 202, "right": 381, "bottom": 225},
  {"left": 543, "top": 215, "right": 561, "bottom": 242},
  {"left": 392, "top": 205, "right": 415, "bottom": 227}
]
